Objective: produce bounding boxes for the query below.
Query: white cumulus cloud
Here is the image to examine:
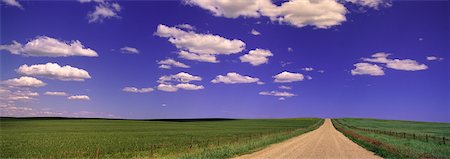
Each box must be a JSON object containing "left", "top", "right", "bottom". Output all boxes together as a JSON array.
[
  {"left": 211, "top": 72, "right": 260, "bottom": 84},
  {"left": 122, "top": 87, "right": 154, "bottom": 93},
  {"left": 155, "top": 24, "right": 245, "bottom": 63},
  {"left": 351, "top": 63, "right": 384, "bottom": 76},
  {"left": 158, "top": 72, "right": 202, "bottom": 84},
  {"left": 273, "top": 71, "right": 304, "bottom": 83},
  {"left": 240, "top": 48, "right": 273, "bottom": 66},
  {"left": 0, "top": 36, "right": 98, "bottom": 57},
  {"left": 427, "top": 56, "right": 444, "bottom": 61},
  {"left": 361, "top": 52, "right": 428, "bottom": 71},
  {"left": 2, "top": 76, "right": 46, "bottom": 88},
  {"left": 175, "top": 83, "right": 204, "bottom": 90},
  {"left": 251, "top": 29, "right": 261, "bottom": 35},
  {"left": 158, "top": 58, "right": 190, "bottom": 69},
  {"left": 157, "top": 83, "right": 204, "bottom": 92},
  {"left": 259, "top": 91, "right": 296, "bottom": 100},
  {"left": 68, "top": 95, "right": 90, "bottom": 100},
  {"left": 185, "top": 0, "right": 347, "bottom": 29},
  {"left": 279, "top": 85, "right": 291, "bottom": 90},
  {"left": 16, "top": 63, "right": 91, "bottom": 81}
]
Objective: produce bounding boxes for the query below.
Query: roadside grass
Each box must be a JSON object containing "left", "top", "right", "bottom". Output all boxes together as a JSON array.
[
  {"left": 333, "top": 118, "right": 450, "bottom": 159},
  {"left": 0, "top": 117, "right": 322, "bottom": 158}
]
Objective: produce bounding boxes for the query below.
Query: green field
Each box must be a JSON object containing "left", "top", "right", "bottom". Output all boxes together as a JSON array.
[
  {"left": 0, "top": 117, "right": 322, "bottom": 158},
  {"left": 333, "top": 118, "right": 450, "bottom": 159}
]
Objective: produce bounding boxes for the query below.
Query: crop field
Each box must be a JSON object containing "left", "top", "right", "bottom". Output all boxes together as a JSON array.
[
  {"left": 333, "top": 118, "right": 450, "bottom": 158},
  {"left": 0, "top": 117, "right": 322, "bottom": 158}
]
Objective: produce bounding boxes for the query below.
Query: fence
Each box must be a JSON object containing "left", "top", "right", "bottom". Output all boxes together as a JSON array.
[{"left": 333, "top": 119, "right": 447, "bottom": 145}]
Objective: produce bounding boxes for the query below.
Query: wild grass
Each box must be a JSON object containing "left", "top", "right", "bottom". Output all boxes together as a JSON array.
[
  {"left": 333, "top": 118, "right": 450, "bottom": 159},
  {"left": 0, "top": 117, "right": 322, "bottom": 158}
]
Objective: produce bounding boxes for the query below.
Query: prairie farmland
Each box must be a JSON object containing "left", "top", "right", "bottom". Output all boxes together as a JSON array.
[{"left": 0, "top": 117, "right": 322, "bottom": 158}]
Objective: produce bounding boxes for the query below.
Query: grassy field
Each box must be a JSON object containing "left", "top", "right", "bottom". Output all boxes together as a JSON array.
[
  {"left": 0, "top": 117, "right": 322, "bottom": 158},
  {"left": 333, "top": 118, "right": 450, "bottom": 159}
]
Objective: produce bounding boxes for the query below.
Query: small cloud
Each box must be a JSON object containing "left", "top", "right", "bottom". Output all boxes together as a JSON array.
[
  {"left": 250, "top": 29, "right": 261, "bottom": 35},
  {"left": 156, "top": 83, "right": 204, "bottom": 92},
  {"left": 273, "top": 71, "right": 305, "bottom": 83},
  {"left": 279, "top": 85, "right": 291, "bottom": 90},
  {"left": 239, "top": 49, "right": 273, "bottom": 66},
  {"left": 318, "top": 70, "right": 325, "bottom": 73},
  {"left": 120, "top": 46, "right": 139, "bottom": 54},
  {"left": 0, "top": 36, "right": 98, "bottom": 57},
  {"left": 158, "top": 72, "right": 202, "bottom": 84},
  {"left": 44, "top": 91, "right": 68, "bottom": 96},
  {"left": 259, "top": 91, "right": 296, "bottom": 100},
  {"left": 351, "top": 63, "right": 384, "bottom": 76},
  {"left": 87, "top": 2, "right": 122, "bottom": 23},
  {"left": 287, "top": 47, "right": 293, "bottom": 52},
  {"left": 162, "top": 103, "right": 167, "bottom": 107},
  {"left": 68, "top": 95, "right": 90, "bottom": 100},
  {"left": 122, "top": 87, "right": 154, "bottom": 93},
  {"left": 211, "top": 72, "right": 260, "bottom": 84},
  {"left": 176, "top": 24, "right": 195, "bottom": 30},
  {"left": 301, "top": 67, "right": 314, "bottom": 71},
  {"left": 427, "top": 56, "right": 444, "bottom": 61},
  {"left": 158, "top": 58, "right": 190, "bottom": 69},
  {"left": 16, "top": 63, "right": 91, "bottom": 81},
  {"left": 2, "top": 76, "right": 46, "bottom": 88}
]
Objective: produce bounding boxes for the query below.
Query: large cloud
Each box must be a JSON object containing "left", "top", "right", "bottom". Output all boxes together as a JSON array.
[
  {"left": 158, "top": 72, "right": 202, "bottom": 84},
  {"left": 68, "top": 95, "right": 90, "bottom": 100},
  {"left": 0, "top": 36, "right": 98, "bottom": 57},
  {"left": 273, "top": 71, "right": 305, "bottom": 83},
  {"left": 155, "top": 24, "right": 245, "bottom": 63},
  {"left": 158, "top": 58, "right": 191, "bottom": 69},
  {"left": 2, "top": 76, "right": 46, "bottom": 88},
  {"left": 122, "top": 87, "right": 154, "bottom": 93},
  {"left": 16, "top": 63, "right": 92, "bottom": 81},
  {"left": 211, "top": 72, "right": 261, "bottom": 84},
  {"left": 185, "top": 0, "right": 347, "bottom": 29},
  {"left": 240, "top": 48, "right": 273, "bottom": 66},
  {"left": 361, "top": 52, "right": 428, "bottom": 71},
  {"left": 351, "top": 63, "right": 384, "bottom": 76}
]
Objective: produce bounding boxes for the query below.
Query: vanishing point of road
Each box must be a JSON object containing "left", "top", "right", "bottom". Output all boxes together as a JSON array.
[{"left": 235, "top": 119, "right": 382, "bottom": 159}]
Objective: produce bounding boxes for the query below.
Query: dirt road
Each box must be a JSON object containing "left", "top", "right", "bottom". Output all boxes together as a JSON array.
[{"left": 235, "top": 119, "right": 382, "bottom": 159}]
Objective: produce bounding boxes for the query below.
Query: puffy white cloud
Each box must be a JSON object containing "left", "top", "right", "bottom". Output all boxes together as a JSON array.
[
  {"left": 301, "top": 67, "right": 314, "bottom": 71},
  {"left": 427, "top": 56, "right": 444, "bottom": 61},
  {"left": 44, "top": 91, "right": 68, "bottom": 96},
  {"left": 345, "top": 0, "right": 390, "bottom": 9},
  {"left": 16, "top": 63, "right": 91, "bottom": 81},
  {"left": 211, "top": 72, "right": 260, "bottom": 84},
  {"left": 351, "top": 63, "right": 384, "bottom": 76},
  {"left": 2, "top": 76, "right": 46, "bottom": 88},
  {"left": 386, "top": 59, "right": 428, "bottom": 71},
  {"left": 157, "top": 83, "right": 204, "bottom": 92},
  {"left": 0, "top": 36, "right": 98, "bottom": 57},
  {"left": 279, "top": 85, "right": 291, "bottom": 90},
  {"left": 158, "top": 58, "right": 190, "bottom": 69},
  {"left": 259, "top": 91, "right": 296, "bottom": 98},
  {"left": 361, "top": 52, "right": 428, "bottom": 71},
  {"left": 158, "top": 72, "right": 202, "bottom": 84},
  {"left": 240, "top": 49, "right": 273, "bottom": 66},
  {"left": 273, "top": 71, "right": 304, "bottom": 83},
  {"left": 186, "top": 0, "right": 347, "bottom": 29},
  {"left": 178, "top": 50, "right": 219, "bottom": 63},
  {"left": 120, "top": 46, "right": 139, "bottom": 54},
  {"left": 68, "top": 95, "right": 90, "bottom": 100},
  {"left": 88, "top": 2, "right": 122, "bottom": 23},
  {"left": 251, "top": 29, "right": 261, "bottom": 35},
  {"left": 155, "top": 24, "right": 245, "bottom": 63},
  {"left": 175, "top": 83, "right": 204, "bottom": 90},
  {"left": 2, "top": 0, "right": 23, "bottom": 9},
  {"left": 122, "top": 87, "right": 154, "bottom": 93}
]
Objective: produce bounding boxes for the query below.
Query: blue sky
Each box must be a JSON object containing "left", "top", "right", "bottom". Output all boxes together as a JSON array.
[{"left": 0, "top": 0, "right": 448, "bottom": 122}]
